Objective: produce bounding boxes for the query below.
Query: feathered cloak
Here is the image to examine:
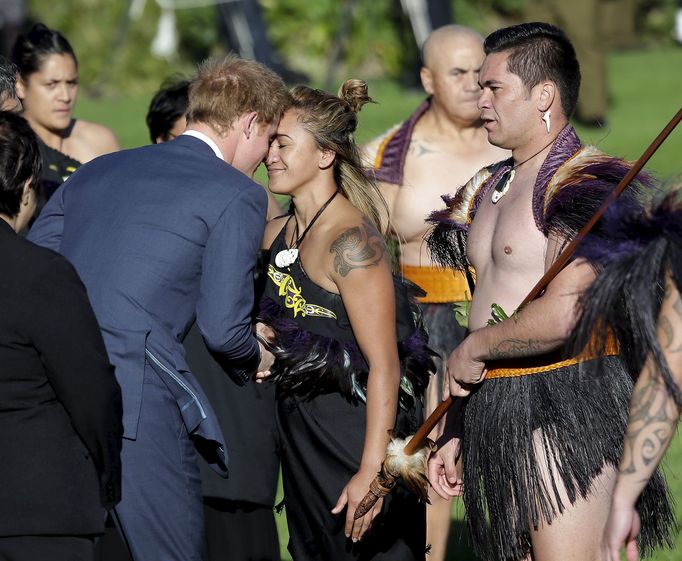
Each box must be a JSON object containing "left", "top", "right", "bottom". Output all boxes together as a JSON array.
[{"left": 572, "top": 184, "right": 682, "bottom": 406}]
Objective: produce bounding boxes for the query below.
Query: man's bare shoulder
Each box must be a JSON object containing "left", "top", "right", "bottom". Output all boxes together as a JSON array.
[{"left": 361, "top": 123, "right": 401, "bottom": 168}]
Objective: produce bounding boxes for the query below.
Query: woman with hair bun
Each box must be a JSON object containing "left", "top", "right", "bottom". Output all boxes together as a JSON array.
[
  {"left": 12, "top": 23, "right": 119, "bottom": 219},
  {"left": 257, "top": 80, "right": 432, "bottom": 560}
]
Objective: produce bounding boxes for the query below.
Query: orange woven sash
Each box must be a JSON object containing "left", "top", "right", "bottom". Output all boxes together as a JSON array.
[
  {"left": 485, "top": 333, "right": 619, "bottom": 379},
  {"left": 401, "top": 264, "right": 471, "bottom": 304}
]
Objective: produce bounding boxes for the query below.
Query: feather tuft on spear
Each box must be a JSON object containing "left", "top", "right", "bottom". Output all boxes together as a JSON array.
[{"left": 354, "top": 434, "right": 435, "bottom": 519}]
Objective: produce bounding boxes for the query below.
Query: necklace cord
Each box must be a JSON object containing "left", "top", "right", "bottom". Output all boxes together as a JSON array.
[
  {"left": 493, "top": 134, "right": 559, "bottom": 199},
  {"left": 513, "top": 135, "right": 558, "bottom": 170},
  {"left": 289, "top": 189, "right": 340, "bottom": 249}
]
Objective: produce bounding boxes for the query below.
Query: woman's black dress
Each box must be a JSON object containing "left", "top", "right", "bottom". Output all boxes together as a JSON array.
[{"left": 258, "top": 227, "right": 434, "bottom": 561}]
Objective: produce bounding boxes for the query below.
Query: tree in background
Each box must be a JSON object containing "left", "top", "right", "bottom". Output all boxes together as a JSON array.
[{"left": 23, "top": 0, "right": 680, "bottom": 97}]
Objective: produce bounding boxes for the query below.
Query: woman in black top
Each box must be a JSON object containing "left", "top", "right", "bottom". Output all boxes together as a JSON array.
[
  {"left": 12, "top": 23, "right": 119, "bottom": 218},
  {"left": 258, "top": 81, "right": 433, "bottom": 561}
]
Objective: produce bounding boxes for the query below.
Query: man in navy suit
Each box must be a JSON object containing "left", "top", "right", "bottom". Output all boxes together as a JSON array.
[{"left": 29, "top": 54, "right": 289, "bottom": 561}]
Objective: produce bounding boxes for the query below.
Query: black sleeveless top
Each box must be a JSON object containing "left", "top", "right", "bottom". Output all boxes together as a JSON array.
[
  {"left": 257, "top": 225, "right": 434, "bottom": 408},
  {"left": 34, "top": 140, "right": 82, "bottom": 221}
]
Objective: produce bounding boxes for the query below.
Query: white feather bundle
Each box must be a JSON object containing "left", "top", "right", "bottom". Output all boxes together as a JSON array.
[{"left": 382, "top": 435, "right": 434, "bottom": 502}]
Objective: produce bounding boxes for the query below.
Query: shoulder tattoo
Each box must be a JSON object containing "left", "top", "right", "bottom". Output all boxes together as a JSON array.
[{"left": 330, "top": 217, "right": 387, "bottom": 277}]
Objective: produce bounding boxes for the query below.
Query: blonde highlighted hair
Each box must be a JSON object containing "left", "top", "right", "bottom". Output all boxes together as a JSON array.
[
  {"left": 288, "top": 80, "right": 390, "bottom": 234},
  {"left": 187, "top": 54, "right": 290, "bottom": 134}
]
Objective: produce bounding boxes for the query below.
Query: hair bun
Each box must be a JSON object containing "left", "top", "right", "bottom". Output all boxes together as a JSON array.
[{"left": 338, "top": 79, "right": 373, "bottom": 114}]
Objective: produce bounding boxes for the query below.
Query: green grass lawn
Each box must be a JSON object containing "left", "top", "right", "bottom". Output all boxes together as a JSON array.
[{"left": 75, "top": 46, "right": 681, "bottom": 560}]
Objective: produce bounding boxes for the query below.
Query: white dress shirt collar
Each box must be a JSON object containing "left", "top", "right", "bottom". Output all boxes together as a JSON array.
[{"left": 182, "top": 129, "right": 224, "bottom": 161}]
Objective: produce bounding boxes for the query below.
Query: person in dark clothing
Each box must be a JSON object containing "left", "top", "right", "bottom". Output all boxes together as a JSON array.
[
  {"left": 258, "top": 80, "right": 433, "bottom": 561},
  {"left": 0, "top": 110, "right": 123, "bottom": 561}
]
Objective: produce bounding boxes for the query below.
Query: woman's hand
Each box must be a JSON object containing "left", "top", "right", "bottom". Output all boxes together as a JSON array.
[{"left": 331, "top": 466, "right": 384, "bottom": 542}]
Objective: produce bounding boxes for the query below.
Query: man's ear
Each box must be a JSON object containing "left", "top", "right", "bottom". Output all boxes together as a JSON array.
[
  {"left": 319, "top": 148, "right": 336, "bottom": 170},
  {"left": 420, "top": 67, "right": 433, "bottom": 95},
  {"left": 537, "top": 81, "right": 556, "bottom": 113},
  {"left": 242, "top": 111, "right": 258, "bottom": 139},
  {"left": 21, "top": 179, "right": 34, "bottom": 205}
]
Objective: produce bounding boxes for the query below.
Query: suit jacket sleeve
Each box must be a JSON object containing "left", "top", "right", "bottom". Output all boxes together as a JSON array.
[
  {"left": 28, "top": 253, "right": 123, "bottom": 510},
  {"left": 27, "top": 180, "right": 67, "bottom": 251},
  {"left": 196, "top": 185, "right": 267, "bottom": 384}
]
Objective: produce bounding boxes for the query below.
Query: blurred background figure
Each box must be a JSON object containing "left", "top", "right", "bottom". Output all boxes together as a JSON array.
[
  {"left": 0, "top": 55, "right": 21, "bottom": 111},
  {"left": 0, "top": 0, "right": 25, "bottom": 58},
  {"left": 12, "top": 23, "right": 120, "bottom": 220},
  {"left": 392, "top": 0, "right": 452, "bottom": 89},
  {"left": 525, "top": 0, "right": 609, "bottom": 127},
  {"left": 146, "top": 75, "right": 189, "bottom": 143},
  {"left": 217, "top": 0, "right": 307, "bottom": 83},
  {"left": 0, "top": 110, "right": 123, "bottom": 561}
]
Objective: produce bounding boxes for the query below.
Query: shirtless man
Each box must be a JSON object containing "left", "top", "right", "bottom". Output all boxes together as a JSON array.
[
  {"left": 426, "top": 22, "right": 674, "bottom": 561},
  {"left": 363, "top": 25, "right": 507, "bottom": 560}
]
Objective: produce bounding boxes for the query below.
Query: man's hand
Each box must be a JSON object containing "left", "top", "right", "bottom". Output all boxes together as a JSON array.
[
  {"left": 428, "top": 436, "right": 464, "bottom": 500},
  {"left": 255, "top": 343, "right": 275, "bottom": 382},
  {"left": 445, "top": 334, "right": 487, "bottom": 397},
  {"left": 602, "top": 498, "right": 640, "bottom": 561},
  {"left": 255, "top": 322, "right": 275, "bottom": 381}
]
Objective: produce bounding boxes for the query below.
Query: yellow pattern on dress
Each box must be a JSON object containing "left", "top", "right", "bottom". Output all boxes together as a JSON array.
[{"left": 268, "top": 265, "right": 337, "bottom": 319}]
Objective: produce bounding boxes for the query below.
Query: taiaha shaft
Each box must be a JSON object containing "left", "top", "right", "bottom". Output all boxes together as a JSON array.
[{"left": 354, "top": 106, "right": 682, "bottom": 520}]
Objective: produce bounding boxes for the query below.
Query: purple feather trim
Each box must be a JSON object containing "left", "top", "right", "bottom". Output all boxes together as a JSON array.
[
  {"left": 533, "top": 125, "right": 582, "bottom": 232},
  {"left": 427, "top": 194, "right": 467, "bottom": 232},
  {"left": 372, "top": 99, "right": 430, "bottom": 185},
  {"left": 576, "top": 185, "right": 682, "bottom": 265},
  {"left": 257, "top": 296, "right": 434, "bottom": 407}
]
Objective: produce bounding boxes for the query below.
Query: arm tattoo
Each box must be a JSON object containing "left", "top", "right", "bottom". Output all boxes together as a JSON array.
[
  {"left": 620, "top": 364, "right": 678, "bottom": 478},
  {"left": 330, "top": 217, "right": 387, "bottom": 277},
  {"left": 664, "top": 290, "right": 682, "bottom": 353},
  {"left": 488, "top": 338, "right": 544, "bottom": 360}
]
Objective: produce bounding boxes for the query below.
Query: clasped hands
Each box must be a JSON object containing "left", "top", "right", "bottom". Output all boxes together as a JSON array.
[{"left": 255, "top": 322, "right": 276, "bottom": 382}]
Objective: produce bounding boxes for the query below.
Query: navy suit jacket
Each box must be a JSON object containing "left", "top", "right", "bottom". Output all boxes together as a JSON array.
[{"left": 29, "top": 135, "right": 267, "bottom": 474}]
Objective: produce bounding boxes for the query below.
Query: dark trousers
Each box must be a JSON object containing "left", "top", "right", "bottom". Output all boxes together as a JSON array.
[
  {"left": 113, "top": 367, "right": 204, "bottom": 561},
  {"left": 0, "top": 535, "right": 94, "bottom": 561},
  {"left": 203, "top": 499, "right": 281, "bottom": 561}
]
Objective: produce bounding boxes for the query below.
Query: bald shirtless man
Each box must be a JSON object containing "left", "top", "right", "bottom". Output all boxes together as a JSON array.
[
  {"left": 426, "top": 22, "right": 674, "bottom": 561},
  {"left": 363, "top": 25, "right": 506, "bottom": 560}
]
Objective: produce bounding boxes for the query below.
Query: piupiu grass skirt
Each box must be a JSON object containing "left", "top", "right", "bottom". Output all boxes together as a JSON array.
[{"left": 461, "top": 356, "right": 675, "bottom": 561}]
